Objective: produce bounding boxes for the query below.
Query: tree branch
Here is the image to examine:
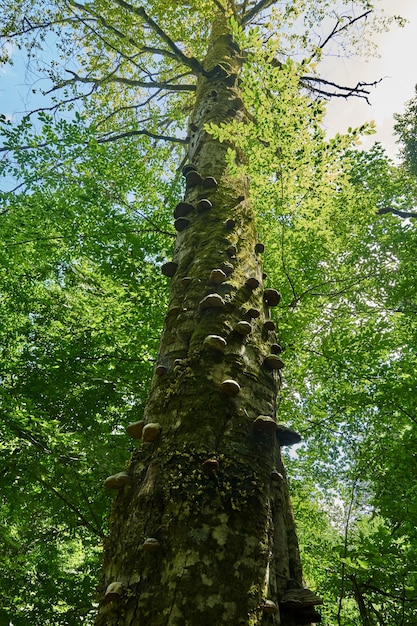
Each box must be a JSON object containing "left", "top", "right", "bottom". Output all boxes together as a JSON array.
[
  {"left": 46, "top": 69, "right": 196, "bottom": 94},
  {"left": 317, "top": 10, "right": 373, "bottom": 55},
  {"left": 300, "top": 76, "right": 382, "bottom": 103},
  {"left": 34, "top": 473, "right": 104, "bottom": 537},
  {"left": 97, "top": 129, "right": 188, "bottom": 145},
  {"left": 111, "top": 0, "right": 203, "bottom": 74},
  {"left": 377, "top": 206, "right": 417, "bottom": 219},
  {"left": 67, "top": 0, "right": 180, "bottom": 64},
  {"left": 241, "top": 0, "right": 276, "bottom": 25}
]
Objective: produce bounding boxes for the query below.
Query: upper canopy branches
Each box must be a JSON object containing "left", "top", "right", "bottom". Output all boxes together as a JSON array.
[{"left": 0, "top": 0, "right": 397, "bottom": 142}]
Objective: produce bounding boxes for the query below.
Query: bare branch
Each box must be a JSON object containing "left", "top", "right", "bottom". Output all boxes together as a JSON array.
[
  {"left": 317, "top": 10, "right": 372, "bottom": 54},
  {"left": 94, "top": 95, "right": 165, "bottom": 128},
  {"left": 98, "top": 129, "right": 188, "bottom": 145},
  {"left": 212, "top": 0, "right": 227, "bottom": 14},
  {"left": 111, "top": 0, "right": 203, "bottom": 74},
  {"left": 241, "top": 0, "right": 276, "bottom": 25},
  {"left": 67, "top": 0, "right": 180, "bottom": 64},
  {"left": 46, "top": 68, "right": 196, "bottom": 93},
  {"left": 34, "top": 473, "right": 104, "bottom": 538},
  {"left": 378, "top": 206, "right": 417, "bottom": 219},
  {"left": 300, "top": 76, "right": 382, "bottom": 103}
]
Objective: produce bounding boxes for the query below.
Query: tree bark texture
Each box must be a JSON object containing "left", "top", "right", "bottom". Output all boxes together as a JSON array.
[{"left": 96, "top": 14, "right": 309, "bottom": 626}]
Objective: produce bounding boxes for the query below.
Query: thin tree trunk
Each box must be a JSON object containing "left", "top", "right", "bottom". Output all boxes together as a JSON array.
[{"left": 96, "top": 13, "right": 308, "bottom": 626}]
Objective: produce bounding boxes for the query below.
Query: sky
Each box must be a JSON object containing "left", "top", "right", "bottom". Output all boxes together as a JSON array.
[
  {"left": 1, "top": 0, "right": 417, "bottom": 159},
  {"left": 323, "top": 0, "right": 417, "bottom": 159}
]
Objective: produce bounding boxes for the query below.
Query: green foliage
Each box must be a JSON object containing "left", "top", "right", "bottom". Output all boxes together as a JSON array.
[
  {"left": 394, "top": 85, "right": 417, "bottom": 177},
  {"left": 0, "top": 1, "right": 416, "bottom": 624},
  {"left": 0, "top": 113, "right": 181, "bottom": 624}
]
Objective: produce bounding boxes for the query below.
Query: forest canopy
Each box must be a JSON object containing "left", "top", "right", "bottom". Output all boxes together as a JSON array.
[{"left": 1, "top": 1, "right": 417, "bottom": 624}]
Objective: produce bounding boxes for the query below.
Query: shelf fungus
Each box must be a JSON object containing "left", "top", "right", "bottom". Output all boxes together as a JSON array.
[
  {"left": 264, "top": 354, "right": 285, "bottom": 370},
  {"left": 225, "top": 218, "right": 236, "bottom": 230},
  {"left": 263, "top": 320, "right": 276, "bottom": 331},
  {"left": 182, "top": 164, "right": 197, "bottom": 177},
  {"left": 167, "top": 306, "right": 182, "bottom": 317},
  {"left": 226, "top": 244, "right": 237, "bottom": 258},
  {"left": 270, "top": 343, "right": 283, "bottom": 354},
  {"left": 210, "top": 268, "right": 227, "bottom": 284},
  {"left": 161, "top": 261, "right": 178, "bottom": 278},
  {"left": 174, "top": 217, "right": 191, "bottom": 232},
  {"left": 263, "top": 288, "right": 281, "bottom": 307},
  {"left": 155, "top": 364, "right": 168, "bottom": 376},
  {"left": 280, "top": 588, "right": 323, "bottom": 610},
  {"left": 262, "top": 600, "right": 279, "bottom": 615},
  {"left": 276, "top": 425, "right": 301, "bottom": 447},
  {"left": 126, "top": 420, "right": 145, "bottom": 439},
  {"left": 104, "top": 472, "right": 131, "bottom": 489},
  {"left": 185, "top": 170, "right": 203, "bottom": 187},
  {"left": 105, "top": 582, "right": 124, "bottom": 602},
  {"left": 203, "top": 334, "right": 227, "bottom": 351},
  {"left": 245, "top": 307, "right": 260, "bottom": 319},
  {"left": 199, "top": 293, "right": 226, "bottom": 310},
  {"left": 142, "top": 538, "right": 161, "bottom": 553},
  {"left": 271, "top": 469, "right": 284, "bottom": 481},
  {"left": 142, "top": 422, "right": 162, "bottom": 443},
  {"left": 219, "top": 261, "right": 234, "bottom": 276},
  {"left": 201, "top": 458, "right": 219, "bottom": 474},
  {"left": 202, "top": 176, "right": 218, "bottom": 188},
  {"left": 196, "top": 198, "right": 212, "bottom": 213},
  {"left": 220, "top": 379, "right": 241, "bottom": 396},
  {"left": 181, "top": 276, "right": 192, "bottom": 286},
  {"left": 252, "top": 415, "right": 278, "bottom": 435},
  {"left": 234, "top": 320, "right": 252, "bottom": 335},
  {"left": 255, "top": 242, "right": 265, "bottom": 253},
  {"left": 174, "top": 201, "right": 194, "bottom": 219},
  {"left": 245, "top": 277, "right": 260, "bottom": 290}
]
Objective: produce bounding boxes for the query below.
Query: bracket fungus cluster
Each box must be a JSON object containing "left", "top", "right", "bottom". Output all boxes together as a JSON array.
[
  {"left": 276, "top": 425, "right": 301, "bottom": 447},
  {"left": 114, "top": 161, "right": 311, "bottom": 619},
  {"left": 210, "top": 268, "right": 227, "bottom": 284},
  {"left": 104, "top": 472, "right": 131, "bottom": 490},
  {"left": 201, "top": 458, "right": 219, "bottom": 474},
  {"left": 174, "top": 201, "right": 194, "bottom": 218},
  {"left": 199, "top": 293, "right": 226, "bottom": 310},
  {"left": 142, "top": 422, "right": 161, "bottom": 443},
  {"left": 245, "top": 277, "right": 260, "bottom": 290},
  {"left": 203, "top": 334, "right": 227, "bottom": 351},
  {"left": 263, "top": 288, "right": 281, "bottom": 307},
  {"left": 220, "top": 379, "right": 241, "bottom": 396},
  {"left": 262, "top": 599, "right": 279, "bottom": 615},
  {"left": 196, "top": 198, "right": 212, "bottom": 213},
  {"left": 252, "top": 415, "right": 278, "bottom": 435},
  {"left": 105, "top": 582, "right": 124, "bottom": 602},
  {"left": 161, "top": 261, "right": 178, "bottom": 278},
  {"left": 264, "top": 354, "right": 285, "bottom": 370},
  {"left": 126, "top": 420, "right": 145, "bottom": 440},
  {"left": 142, "top": 538, "right": 161, "bottom": 553},
  {"left": 174, "top": 217, "right": 190, "bottom": 232},
  {"left": 280, "top": 588, "right": 323, "bottom": 624},
  {"left": 184, "top": 166, "right": 218, "bottom": 190},
  {"left": 234, "top": 320, "right": 252, "bottom": 335}
]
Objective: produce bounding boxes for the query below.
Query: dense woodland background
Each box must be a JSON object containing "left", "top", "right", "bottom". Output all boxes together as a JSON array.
[{"left": 1, "top": 0, "right": 417, "bottom": 624}]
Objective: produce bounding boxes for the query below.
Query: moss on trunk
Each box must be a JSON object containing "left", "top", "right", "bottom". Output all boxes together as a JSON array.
[{"left": 96, "top": 12, "right": 309, "bottom": 626}]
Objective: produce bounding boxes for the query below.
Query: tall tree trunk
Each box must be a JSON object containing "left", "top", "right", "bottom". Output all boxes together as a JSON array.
[{"left": 96, "top": 13, "right": 311, "bottom": 626}]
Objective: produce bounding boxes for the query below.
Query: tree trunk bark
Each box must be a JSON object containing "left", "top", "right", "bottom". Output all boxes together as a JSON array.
[{"left": 96, "top": 13, "right": 307, "bottom": 626}]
